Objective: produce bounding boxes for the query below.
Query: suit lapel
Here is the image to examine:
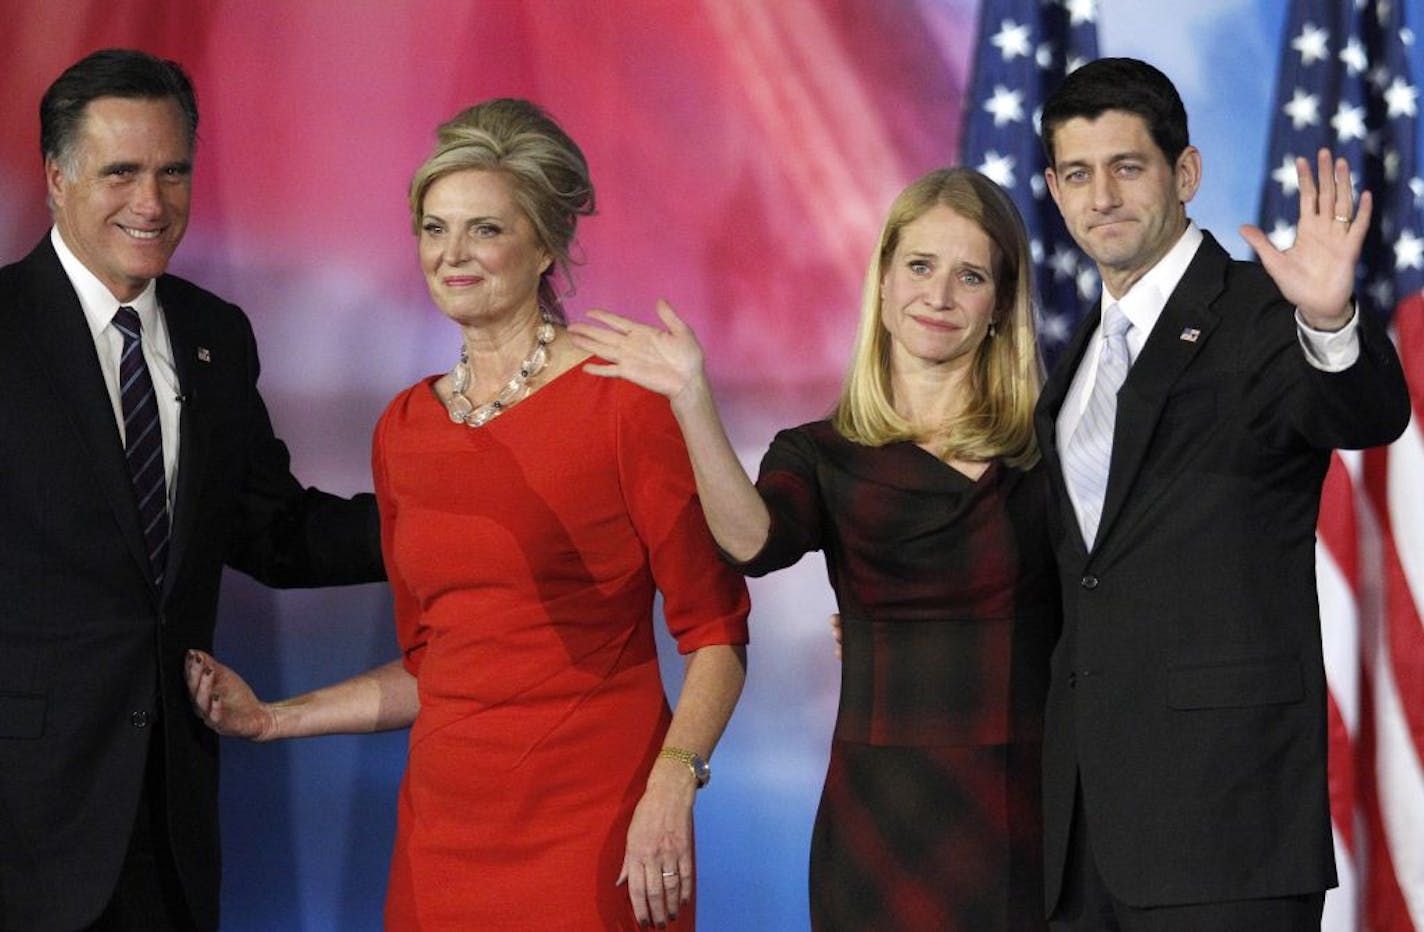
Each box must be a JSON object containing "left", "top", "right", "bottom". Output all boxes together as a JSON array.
[
  {"left": 16, "top": 239, "right": 156, "bottom": 590},
  {"left": 159, "top": 277, "right": 209, "bottom": 599},
  {"left": 1093, "top": 234, "right": 1229, "bottom": 551}
]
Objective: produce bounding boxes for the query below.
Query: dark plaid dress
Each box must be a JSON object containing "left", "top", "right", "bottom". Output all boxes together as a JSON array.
[{"left": 736, "top": 420, "right": 1058, "bottom": 931}]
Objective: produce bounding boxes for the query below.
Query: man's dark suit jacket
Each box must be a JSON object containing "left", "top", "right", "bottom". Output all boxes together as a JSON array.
[
  {"left": 1034, "top": 232, "right": 1411, "bottom": 911},
  {"left": 0, "top": 236, "right": 385, "bottom": 931}
]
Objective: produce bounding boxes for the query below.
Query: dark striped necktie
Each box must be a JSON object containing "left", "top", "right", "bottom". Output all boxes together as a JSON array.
[{"left": 113, "top": 306, "right": 170, "bottom": 587}]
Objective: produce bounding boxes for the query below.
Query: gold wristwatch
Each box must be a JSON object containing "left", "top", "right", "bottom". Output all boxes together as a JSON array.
[{"left": 658, "top": 746, "right": 710, "bottom": 789}]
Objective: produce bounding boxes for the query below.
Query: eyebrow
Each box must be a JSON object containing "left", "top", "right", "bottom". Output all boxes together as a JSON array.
[
  {"left": 903, "top": 249, "right": 990, "bottom": 272},
  {"left": 96, "top": 159, "right": 193, "bottom": 175},
  {"left": 1056, "top": 150, "right": 1149, "bottom": 170}
]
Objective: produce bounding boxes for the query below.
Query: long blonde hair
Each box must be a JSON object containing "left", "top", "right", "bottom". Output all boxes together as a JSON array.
[{"left": 832, "top": 168, "right": 1042, "bottom": 468}]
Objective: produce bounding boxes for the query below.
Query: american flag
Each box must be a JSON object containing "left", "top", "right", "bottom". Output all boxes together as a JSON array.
[
  {"left": 960, "top": 0, "right": 1100, "bottom": 367},
  {"left": 1256, "top": 1, "right": 1424, "bottom": 930}
]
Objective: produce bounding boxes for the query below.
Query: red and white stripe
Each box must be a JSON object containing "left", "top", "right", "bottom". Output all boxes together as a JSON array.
[{"left": 1320, "top": 291, "right": 1424, "bottom": 932}]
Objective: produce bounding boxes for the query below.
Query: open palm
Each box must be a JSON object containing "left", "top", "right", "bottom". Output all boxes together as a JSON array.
[{"left": 568, "top": 300, "right": 706, "bottom": 403}]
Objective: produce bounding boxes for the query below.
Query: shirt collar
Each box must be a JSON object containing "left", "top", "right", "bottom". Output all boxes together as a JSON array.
[
  {"left": 51, "top": 226, "right": 160, "bottom": 340},
  {"left": 1098, "top": 220, "right": 1203, "bottom": 343}
]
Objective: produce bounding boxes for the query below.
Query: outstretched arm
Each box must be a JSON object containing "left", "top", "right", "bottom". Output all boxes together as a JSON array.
[
  {"left": 184, "top": 650, "right": 418, "bottom": 741},
  {"left": 1239, "top": 147, "right": 1371, "bottom": 331},
  {"left": 569, "top": 301, "right": 771, "bottom": 560}
]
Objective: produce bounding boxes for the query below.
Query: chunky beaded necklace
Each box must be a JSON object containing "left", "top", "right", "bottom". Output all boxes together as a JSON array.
[{"left": 444, "top": 319, "right": 556, "bottom": 428}]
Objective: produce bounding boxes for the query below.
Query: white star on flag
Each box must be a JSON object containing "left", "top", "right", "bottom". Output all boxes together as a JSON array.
[
  {"left": 1396, "top": 228, "right": 1424, "bottom": 270},
  {"left": 1272, "top": 154, "right": 1301, "bottom": 195},
  {"left": 1291, "top": 22, "right": 1331, "bottom": 65},
  {"left": 1366, "top": 276, "right": 1393, "bottom": 309},
  {"left": 1064, "top": 0, "right": 1097, "bottom": 27},
  {"left": 1383, "top": 76, "right": 1418, "bottom": 118},
  {"left": 991, "top": 20, "right": 1032, "bottom": 61},
  {"left": 1330, "top": 101, "right": 1368, "bottom": 141},
  {"left": 977, "top": 150, "right": 1017, "bottom": 188},
  {"left": 1283, "top": 88, "right": 1321, "bottom": 128},
  {"left": 1075, "top": 266, "right": 1099, "bottom": 300},
  {"left": 1339, "top": 36, "right": 1368, "bottom": 74},
  {"left": 1049, "top": 245, "right": 1079, "bottom": 281},
  {"left": 984, "top": 85, "right": 1026, "bottom": 126}
]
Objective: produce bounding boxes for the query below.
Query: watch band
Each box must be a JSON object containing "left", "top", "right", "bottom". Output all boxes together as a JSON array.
[{"left": 657, "top": 746, "right": 710, "bottom": 789}]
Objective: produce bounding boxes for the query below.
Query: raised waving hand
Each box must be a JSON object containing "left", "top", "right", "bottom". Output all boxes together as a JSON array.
[
  {"left": 569, "top": 301, "right": 771, "bottom": 561},
  {"left": 1239, "top": 148, "right": 1372, "bottom": 331}
]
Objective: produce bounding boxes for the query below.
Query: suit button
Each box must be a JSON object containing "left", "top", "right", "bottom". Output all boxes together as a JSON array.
[
  {"left": 130, "top": 711, "right": 150, "bottom": 728},
  {"left": 1080, "top": 575, "right": 1099, "bottom": 589}
]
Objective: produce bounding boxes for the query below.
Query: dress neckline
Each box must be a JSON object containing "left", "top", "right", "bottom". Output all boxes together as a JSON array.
[{"left": 421, "top": 354, "right": 592, "bottom": 428}]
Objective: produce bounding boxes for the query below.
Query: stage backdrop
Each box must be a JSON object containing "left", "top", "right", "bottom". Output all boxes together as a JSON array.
[{"left": 2, "top": 2, "right": 1421, "bottom": 929}]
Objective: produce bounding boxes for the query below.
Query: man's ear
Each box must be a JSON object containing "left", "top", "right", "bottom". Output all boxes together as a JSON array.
[
  {"left": 1044, "top": 168, "right": 1063, "bottom": 209},
  {"left": 44, "top": 157, "right": 67, "bottom": 208},
  {"left": 1175, "top": 145, "right": 1203, "bottom": 206}
]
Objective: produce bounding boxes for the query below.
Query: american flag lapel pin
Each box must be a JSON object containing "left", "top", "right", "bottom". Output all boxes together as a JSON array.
[
  {"left": 1179, "top": 328, "right": 1201, "bottom": 343},
  {"left": 197, "top": 347, "right": 211, "bottom": 362}
]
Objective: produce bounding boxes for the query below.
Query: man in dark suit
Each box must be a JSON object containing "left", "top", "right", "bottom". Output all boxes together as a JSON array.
[
  {"left": 1035, "top": 58, "right": 1411, "bottom": 929},
  {"left": 0, "top": 49, "right": 384, "bottom": 931}
]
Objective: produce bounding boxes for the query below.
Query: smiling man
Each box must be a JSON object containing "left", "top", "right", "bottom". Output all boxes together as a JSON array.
[
  {"left": 1033, "top": 58, "right": 1411, "bottom": 930},
  {"left": 0, "top": 49, "right": 384, "bottom": 931}
]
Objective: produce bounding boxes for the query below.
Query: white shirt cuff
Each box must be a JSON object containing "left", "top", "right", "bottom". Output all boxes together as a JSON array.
[{"left": 1296, "top": 305, "right": 1360, "bottom": 372}]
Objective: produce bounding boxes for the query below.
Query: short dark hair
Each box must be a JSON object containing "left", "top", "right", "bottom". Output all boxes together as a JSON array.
[
  {"left": 1040, "top": 57, "right": 1189, "bottom": 166},
  {"left": 40, "top": 48, "right": 198, "bottom": 169}
]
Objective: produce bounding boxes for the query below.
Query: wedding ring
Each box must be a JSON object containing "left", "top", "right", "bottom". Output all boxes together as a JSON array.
[
  {"left": 1333, "top": 215, "right": 1350, "bottom": 223},
  {"left": 661, "top": 869, "right": 678, "bottom": 878}
]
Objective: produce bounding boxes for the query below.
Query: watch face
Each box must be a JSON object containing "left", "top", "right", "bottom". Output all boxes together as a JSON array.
[{"left": 692, "top": 757, "right": 710, "bottom": 787}]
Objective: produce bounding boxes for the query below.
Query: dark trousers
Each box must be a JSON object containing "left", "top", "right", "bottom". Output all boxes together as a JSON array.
[
  {"left": 85, "top": 726, "right": 197, "bottom": 932},
  {"left": 1049, "top": 786, "right": 1325, "bottom": 932}
]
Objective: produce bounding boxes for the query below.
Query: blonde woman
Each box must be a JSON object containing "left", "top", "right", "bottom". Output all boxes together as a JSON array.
[
  {"left": 571, "top": 168, "right": 1058, "bottom": 931},
  {"left": 186, "top": 99, "right": 749, "bottom": 930}
]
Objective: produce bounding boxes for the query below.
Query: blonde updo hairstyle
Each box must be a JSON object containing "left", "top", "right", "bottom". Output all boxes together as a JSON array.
[
  {"left": 409, "top": 98, "right": 596, "bottom": 323},
  {"left": 832, "top": 167, "right": 1042, "bottom": 468}
]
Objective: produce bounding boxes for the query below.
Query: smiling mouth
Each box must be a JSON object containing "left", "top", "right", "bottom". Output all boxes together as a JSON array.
[
  {"left": 119, "top": 226, "right": 163, "bottom": 241},
  {"left": 443, "top": 277, "right": 482, "bottom": 286},
  {"left": 911, "top": 315, "right": 960, "bottom": 331}
]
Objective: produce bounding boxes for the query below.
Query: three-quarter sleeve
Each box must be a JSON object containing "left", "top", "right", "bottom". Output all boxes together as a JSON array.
[
  {"left": 614, "top": 386, "right": 750, "bottom": 653},
  {"left": 727, "top": 424, "right": 826, "bottom": 578}
]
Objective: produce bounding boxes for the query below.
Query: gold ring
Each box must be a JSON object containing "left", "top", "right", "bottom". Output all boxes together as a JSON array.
[{"left": 1333, "top": 215, "right": 1350, "bottom": 223}]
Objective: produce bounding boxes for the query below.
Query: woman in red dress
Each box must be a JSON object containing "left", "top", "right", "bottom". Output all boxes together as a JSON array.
[
  {"left": 571, "top": 168, "right": 1057, "bottom": 930},
  {"left": 185, "top": 98, "right": 749, "bottom": 930}
]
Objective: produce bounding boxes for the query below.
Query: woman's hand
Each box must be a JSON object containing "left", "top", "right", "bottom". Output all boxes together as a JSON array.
[
  {"left": 618, "top": 760, "right": 696, "bottom": 927},
  {"left": 184, "top": 649, "right": 279, "bottom": 742},
  {"left": 569, "top": 300, "right": 708, "bottom": 410}
]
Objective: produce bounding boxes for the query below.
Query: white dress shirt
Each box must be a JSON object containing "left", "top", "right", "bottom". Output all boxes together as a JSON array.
[
  {"left": 52, "top": 227, "right": 181, "bottom": 508},
  {"left": 1057, "top": 221, "right": 1361, "bottom": 525}
]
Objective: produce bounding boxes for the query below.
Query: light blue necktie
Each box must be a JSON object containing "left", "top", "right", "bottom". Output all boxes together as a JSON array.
[{"left": 1062, "top": 303, "right": 1132, "bottom": 550}]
